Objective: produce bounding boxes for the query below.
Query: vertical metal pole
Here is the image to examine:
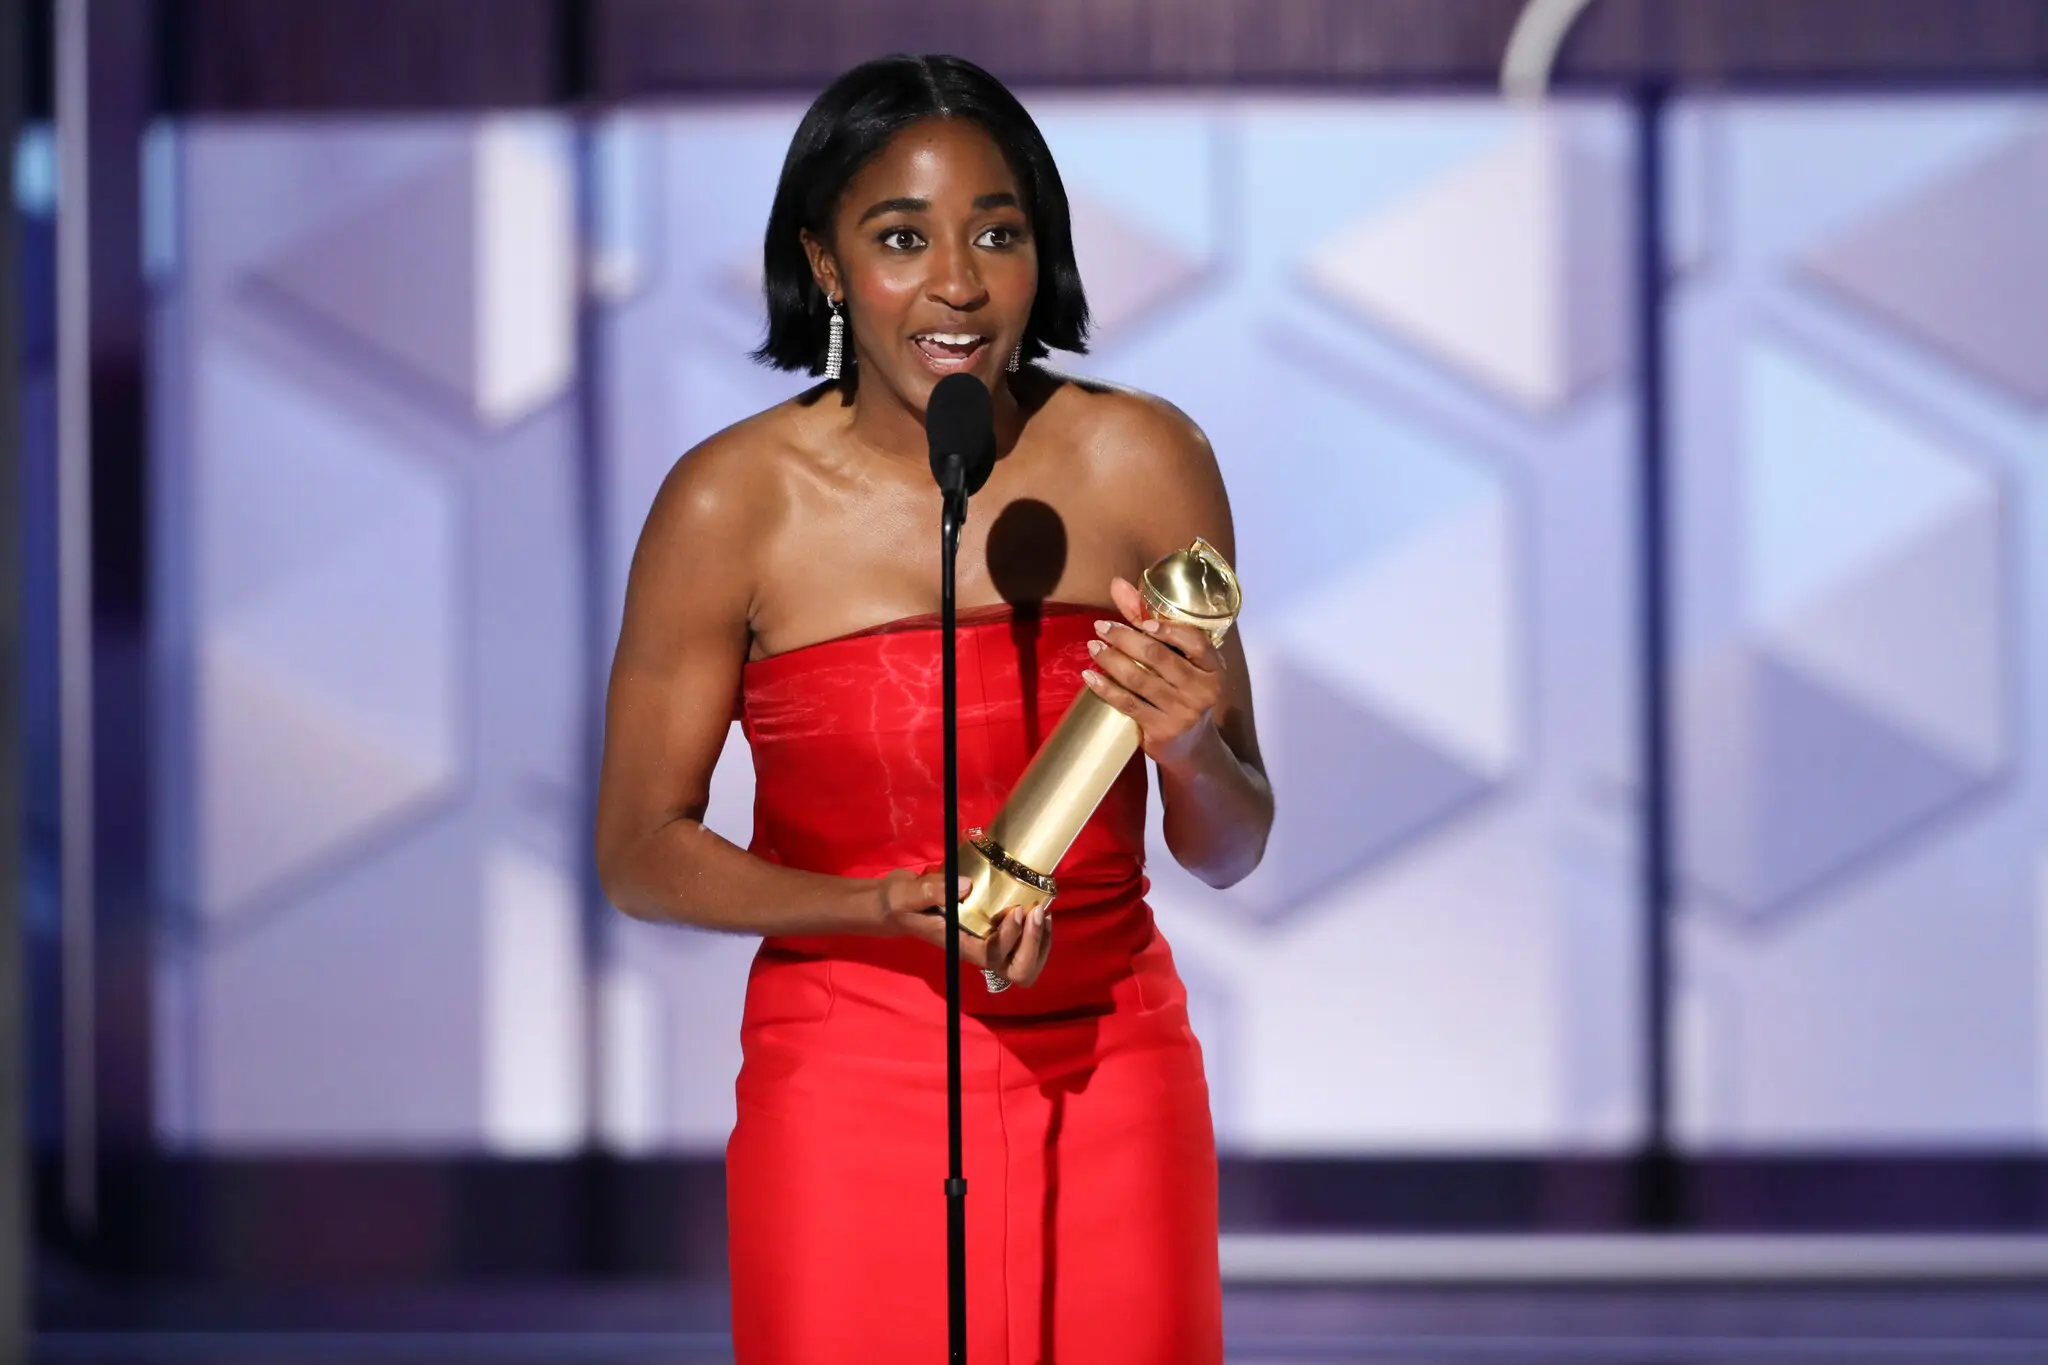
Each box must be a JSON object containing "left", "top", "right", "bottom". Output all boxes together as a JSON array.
[
  {"left": 941, "top": 495, "right": 966, "bottom": 1364},
  {"left": 1634, "top": 82, "right": 1679, "bottom": 1228},
  {"left": 55, "top": 0, "right": 158, "bottom": 1261},
  {"left": 54, "top": 0, "right": 98, "bottom": 1238},
  {"left": 0, "top": 0, "right": 32, "bottom": 1345},
  {"left": 555, "top": 0, "right": 615, "bottom": 1272},
  {"left": 569, "top": 134, "right": 615, "bottom": 1276}
]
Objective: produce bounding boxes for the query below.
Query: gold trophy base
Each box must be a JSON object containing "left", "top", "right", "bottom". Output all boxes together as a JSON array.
[{"left": 954, "top": 828, "right": 1056, "bottom": 939}]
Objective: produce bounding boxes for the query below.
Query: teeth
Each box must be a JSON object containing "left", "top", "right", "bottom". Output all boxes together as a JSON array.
[{"left": 917, "top": 333, "right": 983, "bottom": 346}]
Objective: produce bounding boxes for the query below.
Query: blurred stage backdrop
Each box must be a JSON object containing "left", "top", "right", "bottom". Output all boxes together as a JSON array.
[{"left": 82, "top": 90, "right": 2045, "bottom": 1166}]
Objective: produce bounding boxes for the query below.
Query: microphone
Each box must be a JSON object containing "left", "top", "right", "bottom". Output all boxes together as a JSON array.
[{"left": 925, "top": 373, "right": 997, "bottom": 501}]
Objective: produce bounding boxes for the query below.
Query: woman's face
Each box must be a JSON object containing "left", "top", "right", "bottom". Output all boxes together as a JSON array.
[{"left": 810, "top": 118, "right": 1039, "bottom": 409}]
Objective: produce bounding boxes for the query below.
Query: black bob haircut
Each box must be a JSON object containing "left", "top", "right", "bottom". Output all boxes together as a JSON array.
[{"left": 752, "top": 54, "right": 1091, "bottom": 375}]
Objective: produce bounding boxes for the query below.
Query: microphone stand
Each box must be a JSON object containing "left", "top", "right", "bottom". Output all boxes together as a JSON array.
[{"left": 938, "top": 457, "right": 969, "bottom": 1365}]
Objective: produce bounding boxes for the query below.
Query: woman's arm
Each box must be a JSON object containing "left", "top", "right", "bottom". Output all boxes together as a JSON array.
[
  {"left": 595, "top": 435, "right": 900, "bottom": 936},
  {"left": 1078, "top": 397, "right": 1274, "bottom": 888}
]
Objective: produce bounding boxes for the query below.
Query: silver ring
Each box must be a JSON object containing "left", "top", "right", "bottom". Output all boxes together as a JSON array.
[{"left": 982, "top": 968, "right": 1012, "bottom": 994}]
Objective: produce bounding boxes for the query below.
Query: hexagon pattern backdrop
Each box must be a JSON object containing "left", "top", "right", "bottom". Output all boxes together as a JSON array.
[
  {"left": 1667, "top": 98, "right": 2048, "bottom": 1148},
  {"left": 143, "top": 94, "right": 2042, "bottom": 1157},
  {"left": 152, "top": 119, "right": 592, "bottom": 1151}
]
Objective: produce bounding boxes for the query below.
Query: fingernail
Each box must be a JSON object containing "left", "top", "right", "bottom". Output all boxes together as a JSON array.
[
  {"left": 1033, "top": 905, "right": 1047, "bottom": 927},
  {"left": 1082, "top": 669, "right": 1103, "bottom": 687},
  {"left": 958, "top": 877, "right": 973, "bottom": 897},
  {"left": 1140, "top": 619, "right": 1160, "bottom": 633},
  {"left": 1086, "top": 639, "right": 1104, "bottom": 657},
  {"left": 1094, "top": 619, "right": 1113, "bottom": 636}
]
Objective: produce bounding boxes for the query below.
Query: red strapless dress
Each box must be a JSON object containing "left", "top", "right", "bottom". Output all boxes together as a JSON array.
[{"left": 727, "top": 602, "right": 1222, "bottom": 1365}]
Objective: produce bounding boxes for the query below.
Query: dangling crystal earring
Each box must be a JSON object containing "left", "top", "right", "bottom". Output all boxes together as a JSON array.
[
  {"left": 1007, "top": 341, "right": 1022, "bottom": 374},
  {"left": 824, "top": 295, "right": 845, "bottom": 381}
]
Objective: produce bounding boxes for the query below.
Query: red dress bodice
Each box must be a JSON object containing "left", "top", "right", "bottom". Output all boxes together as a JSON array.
[{"left": 740, "top": 600, "right": 1159, "bottom": 1017}]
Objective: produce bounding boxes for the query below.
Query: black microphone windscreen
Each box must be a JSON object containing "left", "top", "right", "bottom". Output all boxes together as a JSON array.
[{"left": 925, "top": 374, "right": 996, "bottom": 497}]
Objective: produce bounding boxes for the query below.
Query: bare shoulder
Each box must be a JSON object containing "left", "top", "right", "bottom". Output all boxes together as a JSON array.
[
  {"left": 626, "top": 393, "right": 831, "bottom": 624},
  {"left": 1034, "top": 371, "right": 1232, "bottom": 556},
  {"left": 638, "top": 388, "right": 840, "bottom": 552},
  {"left": 1043, "top": 373, "right": 1215, "bottom": 479}
]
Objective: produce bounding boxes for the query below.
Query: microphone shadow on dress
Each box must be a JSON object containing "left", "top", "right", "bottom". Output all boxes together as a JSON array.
[{"left": 987, "top": 497, "right": 1067, "bottom": 755}]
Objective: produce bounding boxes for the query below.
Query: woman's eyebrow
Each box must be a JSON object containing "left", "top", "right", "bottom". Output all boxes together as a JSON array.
[
  {"left": 856, "top": 196, "right": 928, "bottom": 224},
  {"left": 855, "top": 191, "right": 1021, "bottom": 225}
]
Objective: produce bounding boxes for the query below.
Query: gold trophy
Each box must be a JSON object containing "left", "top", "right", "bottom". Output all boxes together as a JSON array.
[{"left": 956, "top": 538, "right": 1242, "bottom": 943}]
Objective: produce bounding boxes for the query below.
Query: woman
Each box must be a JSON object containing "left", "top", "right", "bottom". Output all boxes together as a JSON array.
[{"left": 595, "top": 54, "right": 1272, "bottom": 1364}]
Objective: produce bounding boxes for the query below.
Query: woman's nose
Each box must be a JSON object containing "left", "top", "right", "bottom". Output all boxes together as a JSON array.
[{"left": 926, "top": 238, "right": 986, "bottom": 309}]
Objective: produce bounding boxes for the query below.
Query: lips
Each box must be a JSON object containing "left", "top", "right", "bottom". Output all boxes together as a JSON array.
[{"left": 912, "top": 332, "right": 992, "bottom": 374}]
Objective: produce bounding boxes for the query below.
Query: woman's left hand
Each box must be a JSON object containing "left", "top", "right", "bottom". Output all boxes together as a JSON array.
[{"left": 1081, "top": 576, "right": 1227, "bottom": 773}]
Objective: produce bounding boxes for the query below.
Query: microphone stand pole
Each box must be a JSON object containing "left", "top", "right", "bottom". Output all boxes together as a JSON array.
[{"left": 939, "top": 462, "right": 969, "bottom": 1364}]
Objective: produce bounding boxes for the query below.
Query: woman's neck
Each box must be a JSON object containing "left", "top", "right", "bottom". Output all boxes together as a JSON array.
[{"left": 843, "top": 366, "right": 1023, "bottom": 475}]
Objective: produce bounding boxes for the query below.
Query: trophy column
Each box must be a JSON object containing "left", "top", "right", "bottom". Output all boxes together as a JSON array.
[{"left": 956, "top": 538, "right": 1243, "bottom": 939}]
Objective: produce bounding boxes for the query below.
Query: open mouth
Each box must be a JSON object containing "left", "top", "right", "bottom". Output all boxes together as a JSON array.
[{"left": 912, "top": 332, "right": 992, "bottom": 373}]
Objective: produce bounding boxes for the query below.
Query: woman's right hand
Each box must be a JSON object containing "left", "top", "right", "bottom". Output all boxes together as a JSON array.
[{"left": 873, "top": 865, "right": 1050, "bottom": 988}]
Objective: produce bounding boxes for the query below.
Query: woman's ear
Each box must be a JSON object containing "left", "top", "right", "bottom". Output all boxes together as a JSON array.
[{"left": 799, "top": 229, "right": 840, "bottom": 304}]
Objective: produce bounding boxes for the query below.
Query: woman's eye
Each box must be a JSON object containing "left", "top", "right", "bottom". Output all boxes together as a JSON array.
[
  {"left": 977, "top": 225, "right": 1020, "bottom": 249},
  {"left": 879, "top": 227, "right": 923, "bottom": 251}
]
